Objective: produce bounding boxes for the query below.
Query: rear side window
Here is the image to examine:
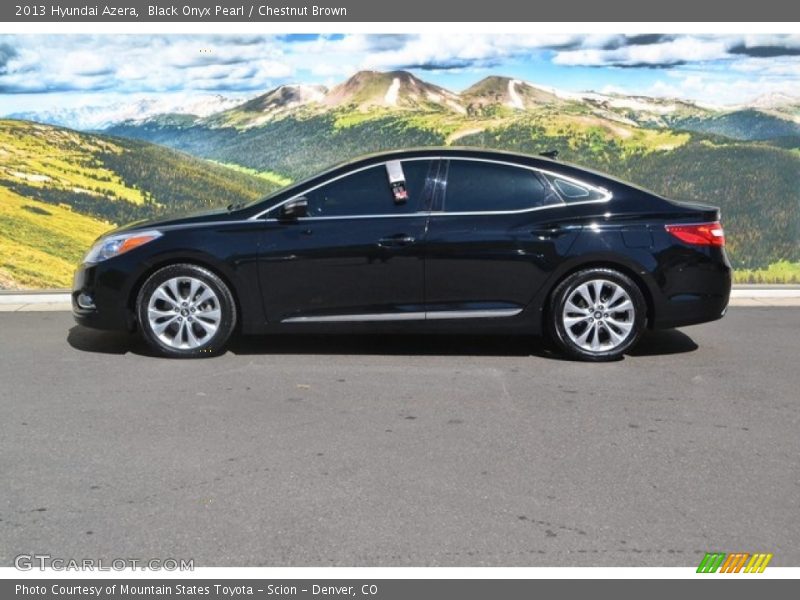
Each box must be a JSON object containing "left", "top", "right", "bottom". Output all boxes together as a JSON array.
[
  {"left": 303, "top": 160, "right": 434, "bottom": 217},
  {"left": 545, "top": 174, "right": 608, "bottom": 203},
  {"left": 443, "top": 160, "right": 553, "bottom": 213}
]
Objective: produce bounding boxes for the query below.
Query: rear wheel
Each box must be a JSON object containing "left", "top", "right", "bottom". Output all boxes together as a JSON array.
[
  {"left": 136, "top": 264, "right": 236, "bottom": 358},
  {"left": 548, "top": 268, "right": 646, "bottom": 361}
]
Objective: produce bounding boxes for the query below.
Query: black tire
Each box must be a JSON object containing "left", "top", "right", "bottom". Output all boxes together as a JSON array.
[
  {"left": 547, "top": 267, "right": 646, "bottom": 362},
  {"left": 136, "top": 263, "right": 236, "bottom": 358}
]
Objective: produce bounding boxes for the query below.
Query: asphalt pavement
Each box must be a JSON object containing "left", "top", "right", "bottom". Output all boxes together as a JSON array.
[{"left": 1, "top": 308, "right": 798, "bottom": 567}]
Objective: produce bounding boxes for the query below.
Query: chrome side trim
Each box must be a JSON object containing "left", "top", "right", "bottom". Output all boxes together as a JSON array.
[
  {"left": 266, "top": 212, "right": 433, "bottom": 222},
  {"left": 260, "top": 197, "right": 610, "bottom": 222},
  {"left": 280, "top": 308, "right": 522, "bottom": 323},
  {"left": 282, "top": 312, "right": 426, "bottom": 323},
  {"left": 425, "top": 308, "right": 522, "bottom": 320},
  {"left": 251, "top": 156, "right": 612, "bottom": 221}
]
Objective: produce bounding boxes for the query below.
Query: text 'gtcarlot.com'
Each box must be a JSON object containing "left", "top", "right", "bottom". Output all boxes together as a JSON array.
[{"left": 14, "top": 554, "right": 193, "bottom": 571}]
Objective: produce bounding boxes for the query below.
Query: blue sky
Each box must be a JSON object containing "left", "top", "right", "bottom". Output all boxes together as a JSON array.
[{"left": 1, "top": 34, "right": 799, "bottom": 114}]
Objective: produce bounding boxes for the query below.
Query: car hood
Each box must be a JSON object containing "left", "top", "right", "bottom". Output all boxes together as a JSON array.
[{"left": 103, "top": 207, "right": 235, "bottom": 237}]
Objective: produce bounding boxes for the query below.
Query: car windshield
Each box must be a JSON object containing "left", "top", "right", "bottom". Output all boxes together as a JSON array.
[
  {"left": 231, "top": 158, "right": 377, "bottom": 212},
  {"left": 228, "top": 180, "right": 295, "bottom": 212}
]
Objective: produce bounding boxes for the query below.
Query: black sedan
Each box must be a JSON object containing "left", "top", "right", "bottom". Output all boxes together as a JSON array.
[{"left": 72, "top": 148, "right": 731, "bottom": 361}]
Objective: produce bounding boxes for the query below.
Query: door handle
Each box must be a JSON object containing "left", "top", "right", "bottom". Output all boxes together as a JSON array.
[
  {"left": 530, "top": 224, "right": 570, "bottom": 238},
  {"left": 378, "top": 234, "right": 416, "bottom": 247}
]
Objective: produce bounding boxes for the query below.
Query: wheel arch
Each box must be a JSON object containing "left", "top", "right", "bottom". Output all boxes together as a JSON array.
[
  {"left": 538, "top": 258, "right": 657, "bottom": 330},
  {"left": 127, "top": 254, "right": 246, "bottom": 331}
]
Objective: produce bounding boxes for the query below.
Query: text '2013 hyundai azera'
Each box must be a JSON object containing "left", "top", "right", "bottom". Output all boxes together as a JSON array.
[{"left": 73, "top": 148, "right": 731, "bottom": 361}]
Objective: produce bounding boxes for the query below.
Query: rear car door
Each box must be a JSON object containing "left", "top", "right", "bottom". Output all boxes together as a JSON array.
[
  {"left": 258, "top": 159, "right": 437, "bottom": 323},
  {"left": 424, "top": 158, "right": 584, "bottom": 317}
]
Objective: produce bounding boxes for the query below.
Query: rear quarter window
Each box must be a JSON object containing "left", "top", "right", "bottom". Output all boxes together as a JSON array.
[{"left": 544, "top": 174, "right": 609, "bottom": 203}]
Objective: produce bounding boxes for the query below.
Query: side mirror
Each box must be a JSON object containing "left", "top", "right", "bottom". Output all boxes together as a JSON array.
[{"left": 279, "top": 197, "right": 308, "bottom": 221}]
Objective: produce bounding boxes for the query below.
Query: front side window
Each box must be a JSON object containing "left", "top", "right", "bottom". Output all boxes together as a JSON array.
[
  {"left": 302, "top": 160, "right": 434, "bottom": 217},
  {"left": 443, "top": 160, "right": 555, "bottom": 213}
]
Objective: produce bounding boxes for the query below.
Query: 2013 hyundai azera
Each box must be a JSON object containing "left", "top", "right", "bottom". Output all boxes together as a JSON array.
[{"left": 72, "top": 148, "right": 731, "bottom": 361}]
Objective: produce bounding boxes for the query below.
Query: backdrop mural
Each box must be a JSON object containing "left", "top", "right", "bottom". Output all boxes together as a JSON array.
[{"left": 1, "top": 34, "right": 799, "bottom": 289}]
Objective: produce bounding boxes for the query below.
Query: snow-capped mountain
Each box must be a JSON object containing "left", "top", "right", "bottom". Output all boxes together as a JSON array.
[
  {"left": 750, "top": 92, "right": 800, "bottom": 110},
  {"left": 323, "top": 70, "right": 464, "bottom": 112},
  {"left": 461, "top": 76, "right": 564, "bottom": 111},
  {"left": 7, "top": 94, "right": 244, "bottom": 130},
  {"left": 205, "top": 84, "right": 328, "bottom": 128}
]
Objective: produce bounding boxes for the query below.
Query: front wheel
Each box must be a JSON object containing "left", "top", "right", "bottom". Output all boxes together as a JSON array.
[
  {"left": 548, "top": 268, "right": 646, "bottom": 361},
  {"left": 136, "top": 264, "right": 237, "bottom": 358}
]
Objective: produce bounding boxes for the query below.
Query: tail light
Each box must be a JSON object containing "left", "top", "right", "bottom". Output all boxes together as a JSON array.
[{"left": 665, "top": 221, "right": 725, "bottom": 247}]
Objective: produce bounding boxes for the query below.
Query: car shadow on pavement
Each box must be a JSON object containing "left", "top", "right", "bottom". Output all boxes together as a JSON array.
[
  {"left": 227, "top": 333, "right": 562, "bottom": 358},
  {"left": 67, "top": 326, "right": 155, "bottom": 356},
  {"left": 627, "top": 329, "right": 698, "bottom": 356},
  {"left": 67, "top": 326, "right": 698, "bottom": 359}
]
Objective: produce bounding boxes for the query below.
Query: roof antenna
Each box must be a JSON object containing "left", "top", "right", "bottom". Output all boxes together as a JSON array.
[{"left": 540, "top": 149, "right": 559, "bottom": 160}]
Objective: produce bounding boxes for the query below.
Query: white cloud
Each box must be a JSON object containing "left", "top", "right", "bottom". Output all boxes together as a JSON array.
[
  {"left": 554, "top": 37, "right": 731, "bottom": 67},
  {"left": 353, "top": 34, "right": 579, "bottom": 70},
  {"left": 551, "top": 34, "right": 800, "bottom": 68},
  {"left": 0, "top": 35, "right": 295, "bottom": 94}
]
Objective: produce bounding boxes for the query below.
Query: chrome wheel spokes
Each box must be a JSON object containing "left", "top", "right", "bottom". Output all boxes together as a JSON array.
[
  {"left": 147, "top": 276, "right": 221, "bottom": 350},
  {"left": 562, "top": 279, "right": 635, "bottom": 352}
]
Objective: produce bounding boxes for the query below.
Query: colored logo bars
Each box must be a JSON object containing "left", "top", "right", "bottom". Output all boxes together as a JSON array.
[{"left": 697, "top": 552, "right": 773, "bottom": 573}]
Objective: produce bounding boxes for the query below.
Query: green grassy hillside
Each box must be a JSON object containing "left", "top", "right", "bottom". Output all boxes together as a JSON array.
[
  {"left": 0, "top": 120, "right": 276, "bottom": 288},
  {"left": 0, "top": 186, "right": 111, "bottom": 288}
]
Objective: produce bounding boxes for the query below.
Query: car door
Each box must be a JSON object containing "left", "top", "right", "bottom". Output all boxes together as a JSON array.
[
  {"left": 424, "top": 158, "right": 585, "bottom": 317},
  {"left": 258, "top": 159, "right": 437, "bottom": 323}
]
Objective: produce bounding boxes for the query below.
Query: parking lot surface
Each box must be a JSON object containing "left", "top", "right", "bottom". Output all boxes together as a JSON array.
[{"left": 1, "top": 308, "right": 798, "bottom": 566}]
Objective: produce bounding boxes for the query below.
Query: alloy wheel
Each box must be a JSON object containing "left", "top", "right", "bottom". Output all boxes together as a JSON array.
[
  {"left": 146, "top": 276, "right": 222, "bottom": 350},
  {"left": 561, "top": 278, "right": 635, "bottom": 352}
]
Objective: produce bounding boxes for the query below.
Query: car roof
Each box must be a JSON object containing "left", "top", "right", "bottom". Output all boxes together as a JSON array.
[
  {"left": 326, "top": 147, "right": 628, "bottom": 190},
  {"left": 345, "top": 146, "right": 558, "bottom": 167}
]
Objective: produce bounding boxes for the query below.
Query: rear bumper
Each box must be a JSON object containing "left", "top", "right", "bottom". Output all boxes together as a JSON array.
[
  {"left": 651, "top": 248, "right": 732, "bottom": 329},
  {"left": 652, "top": 291, "right": 730, "bottom": 329}
]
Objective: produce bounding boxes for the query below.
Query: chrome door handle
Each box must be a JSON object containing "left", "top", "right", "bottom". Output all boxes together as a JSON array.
[
  {"left": 378, "top": 234, "right": 416, "bottom": 247},
  {"left": 530, "top": 224, "right": 569, "bottom": 238}
]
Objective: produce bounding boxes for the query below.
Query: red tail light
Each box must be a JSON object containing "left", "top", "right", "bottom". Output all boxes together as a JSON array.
[{"left": 665, "top": 221, "right": 725, "bottom": 247}]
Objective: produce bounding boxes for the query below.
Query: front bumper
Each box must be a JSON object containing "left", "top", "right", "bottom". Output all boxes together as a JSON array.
[{"left": 72, "top": 262, "right": 136, "bottom": 331}]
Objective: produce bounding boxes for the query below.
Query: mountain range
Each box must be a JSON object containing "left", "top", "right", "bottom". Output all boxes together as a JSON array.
[
  {"left": 7, "top": 94, "right": 243, "bottom": 131},
  {"left": 7, "top": 70, "right": 800, "bottom": 140}
]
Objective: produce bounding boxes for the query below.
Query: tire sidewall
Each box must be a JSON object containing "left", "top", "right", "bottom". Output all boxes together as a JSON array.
[
  {"left": 136, "top": 264, "right": 236, "bottom": 358},
  {"left": 549, "top": 268, "right": 646, "bottom": 361}
]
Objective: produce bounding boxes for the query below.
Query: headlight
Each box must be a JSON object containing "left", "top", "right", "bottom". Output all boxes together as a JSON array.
[{"left": 83, "top": 230, "right": 162, "bottom": 264}]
